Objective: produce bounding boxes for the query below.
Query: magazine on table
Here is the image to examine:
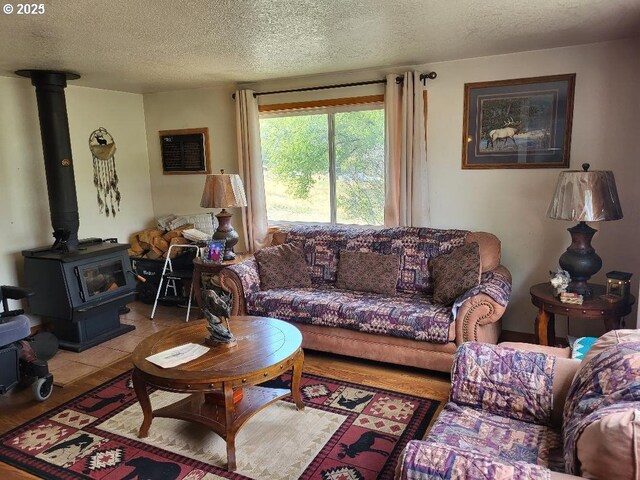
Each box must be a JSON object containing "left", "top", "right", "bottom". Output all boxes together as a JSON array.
[{"left": 145, "top": 343, "right": 209, "bottom": 368}]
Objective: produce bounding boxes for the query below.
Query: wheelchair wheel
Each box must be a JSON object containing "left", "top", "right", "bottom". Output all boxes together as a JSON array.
[{"left": 32, "top": 375, "right": 53, "bottom": 401}]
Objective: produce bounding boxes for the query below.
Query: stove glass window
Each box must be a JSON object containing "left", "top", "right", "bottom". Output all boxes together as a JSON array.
[{"left": 82, "top": 260, "right": 127, "bottom": 297}]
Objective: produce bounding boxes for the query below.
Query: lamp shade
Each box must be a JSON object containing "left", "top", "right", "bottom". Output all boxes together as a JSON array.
[
  {"left": 546, "top": 166, "right": 623, "bottom": 222},
  {"left": 200, "top": 172, "right": 247, "bottom": 209}
]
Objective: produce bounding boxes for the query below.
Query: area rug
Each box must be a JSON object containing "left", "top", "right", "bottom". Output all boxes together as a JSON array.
[{"left": 0, "top": 371, "right": 440, "bottom": 479}]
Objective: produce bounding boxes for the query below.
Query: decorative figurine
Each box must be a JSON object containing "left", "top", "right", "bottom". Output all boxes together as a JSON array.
[
  {"left": 549, "top": 268, "right": 571, "bottom": 296},
  {"left": 201, "top": 289, "right": 236, "bottom": 347}
]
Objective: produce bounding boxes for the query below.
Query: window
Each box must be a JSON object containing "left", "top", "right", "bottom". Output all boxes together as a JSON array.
[{"left": 260, "top": 98, "right": 385, "bottom": 226}]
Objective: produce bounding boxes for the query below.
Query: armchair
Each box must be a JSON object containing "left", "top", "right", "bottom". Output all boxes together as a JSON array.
[{"left": 398, "top": 333, "right": 640, "bottom": 479}]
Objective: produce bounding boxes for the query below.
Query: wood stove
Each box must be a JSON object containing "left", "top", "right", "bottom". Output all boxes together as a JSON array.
[
  {"left": 23, "top": 239, "right": 136, "bottom": 352},
  {"left": 17, "top": 69, "right": 136, "bottom": 352}
]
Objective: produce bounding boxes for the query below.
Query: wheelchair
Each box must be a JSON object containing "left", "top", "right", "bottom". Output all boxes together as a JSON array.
[{"left": 0, "top": 285, "right": 55, "bottom": 401}]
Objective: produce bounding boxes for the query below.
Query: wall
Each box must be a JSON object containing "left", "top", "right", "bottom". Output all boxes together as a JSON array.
[
  {"left": 142, "top": 84, "right": 241, "bottom": 242},
  {"left": 241, "top": 37, "right": 640, "bottom": 335},
  {"left": 0, "top": 76, "right": 154, "bottom": 313},
  {"left": 425, "top": 38, "right": 639, "bottom": 336}
]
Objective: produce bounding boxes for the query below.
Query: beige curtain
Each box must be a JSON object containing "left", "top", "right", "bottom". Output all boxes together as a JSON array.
[
  {"left": 235, "top": 90, "right": 269, "bottom": 252},
  {"left": 384, "top": 71, "right": 430, "bottom": 227}
]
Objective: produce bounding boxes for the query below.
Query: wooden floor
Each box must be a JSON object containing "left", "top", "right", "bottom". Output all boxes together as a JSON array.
[{"left": 0, "top": 301, "right": 451, "bottom": 479}]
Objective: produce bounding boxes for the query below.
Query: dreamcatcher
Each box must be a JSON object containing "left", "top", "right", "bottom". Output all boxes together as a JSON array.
[{"left": 89, "top": 127, "right": 121, "bottom": 217}]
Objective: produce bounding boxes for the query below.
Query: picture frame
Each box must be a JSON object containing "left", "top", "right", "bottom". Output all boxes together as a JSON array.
[
  {"left": 158, "top": 127, "right": 211, "bottom": 175},
  {"left": 462, "top": 74, "right": 575, "bottom": 169},
  {"left": 203, "top": 239, "right": 225, "bottom": 264}
]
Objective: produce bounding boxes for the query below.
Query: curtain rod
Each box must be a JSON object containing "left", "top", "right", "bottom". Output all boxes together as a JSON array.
[{"left": 232, "top": 71, "right": 437, "bottom": 99}]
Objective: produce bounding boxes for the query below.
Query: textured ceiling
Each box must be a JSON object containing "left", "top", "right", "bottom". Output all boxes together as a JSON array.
[{"left": 0, "top": 0, "right": 639, "bottom": 93}]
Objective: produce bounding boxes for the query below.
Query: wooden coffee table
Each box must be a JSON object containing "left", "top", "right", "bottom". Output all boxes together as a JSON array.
[{"left": 131, "top": 316, "right": 304, "bottom": 471}]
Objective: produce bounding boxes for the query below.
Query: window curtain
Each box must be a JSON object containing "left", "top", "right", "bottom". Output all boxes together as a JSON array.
[
  {"left": 384, "top": 71, "right": 430, "bottom": 227},
  {"left": 235, "top": 89, "right": 269, "bottom": 252}
]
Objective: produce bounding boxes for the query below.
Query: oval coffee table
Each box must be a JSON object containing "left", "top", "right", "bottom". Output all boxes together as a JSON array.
[{"left": 131, "top": 316, "right": 305, "bottom": 471}]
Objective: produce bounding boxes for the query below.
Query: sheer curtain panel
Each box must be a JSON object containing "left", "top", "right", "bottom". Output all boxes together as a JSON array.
[
  {"left": 384, "top": 71, "right": 430, "bottom": 227},
  {"left": 235, "top": 90, "right": 269, "bottom": 252}
]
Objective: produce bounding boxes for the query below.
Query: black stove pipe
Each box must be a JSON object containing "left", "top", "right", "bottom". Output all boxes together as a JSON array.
[{"left": 16, "top": 69, "right": 81, "bottom": 251}]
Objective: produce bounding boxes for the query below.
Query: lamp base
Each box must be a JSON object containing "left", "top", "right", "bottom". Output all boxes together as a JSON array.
[
  {"left": 213, "top": 209, "right": 239, "bottom": 261},
  {"left": 558, "top": 221, "right": 602, "bottom": 298}
]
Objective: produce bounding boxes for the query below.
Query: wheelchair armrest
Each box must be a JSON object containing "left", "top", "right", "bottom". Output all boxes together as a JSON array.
[{"left": 1, "top": 285, "right": 35, "bottom": 300}]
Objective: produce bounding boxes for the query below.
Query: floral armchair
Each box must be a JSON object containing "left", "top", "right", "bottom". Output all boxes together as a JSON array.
[{"left": 398, "top": 331, "right": 640, "bottom": 479}]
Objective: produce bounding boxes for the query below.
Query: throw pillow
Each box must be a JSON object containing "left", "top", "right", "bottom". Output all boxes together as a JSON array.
[
  {"left": 335, "top": 250, "right": 400, "bottom": 295},
  {"left": 429, "top": 242, "right": 481, "bottom": 305},
  {"left": 570, "top": 336, "right": 598, "bottom": 360},
  {"left": 254, "top": 243, "right": 312, "bottom": 290}
]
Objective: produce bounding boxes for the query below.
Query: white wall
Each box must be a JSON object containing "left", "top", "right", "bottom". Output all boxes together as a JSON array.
[
  {"left": 142, "top": 84, "right": 241, "bottom": 242},
  {"left": 426, "top": 39, "right": 639, "bottom": 335},
  {"left": 0, "top": 76, "right": 154, "bottom": 310},
  {"left": 244, "top": 37, "right": 640, "bottom": 335}
]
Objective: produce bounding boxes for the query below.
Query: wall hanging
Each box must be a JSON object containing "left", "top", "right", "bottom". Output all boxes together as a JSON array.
[
  {"left": 462, "top": 74, "right": 575, "bottom": 169},
  {"left": 159, "top": 127, "right": 211, "bottom": 174},
  {"left": 89, "top": 127, "right": 121, "bottom": 217}
]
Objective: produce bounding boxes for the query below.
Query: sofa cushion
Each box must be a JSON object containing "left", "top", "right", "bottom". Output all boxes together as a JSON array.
[
  {"left": 563, "top": 334, "right": 640, "bottom": 476},
  {"left": 245, "top": 287, "right": 455, "bottom": 344},
  {"left": 430, "top": 242, "right": 481, "bottom": 305},
  {"left": 426, "top": 402, "right": 564, "bottom": 472},
  {"left": 335, "top": 250, "right": 400, "bottom": 295},
  {"left": 400, "top": 440, "right": 554, "bottom": 480},
  {"left": 254, "top": 243, "right": 312, "bottom": 290},
  {"left": 286, "top": 225, "right": 469, "bottom": 293}
]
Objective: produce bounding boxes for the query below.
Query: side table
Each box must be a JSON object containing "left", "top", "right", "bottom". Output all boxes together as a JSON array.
[
  {"left": 530, "top": 283, "right": 635, "bottom": 346},
  {"left": 193, "top": 253, "right": 252, "bottom": 310}
]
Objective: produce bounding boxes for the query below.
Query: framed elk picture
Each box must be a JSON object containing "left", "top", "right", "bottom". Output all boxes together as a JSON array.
[{"left": 462, "top": 74, "right": 575, "bottom": 169}]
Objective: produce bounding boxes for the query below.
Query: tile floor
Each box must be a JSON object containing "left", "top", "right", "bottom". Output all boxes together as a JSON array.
[{"left": 48, "top": 301, "right": 195, "bottom": 387}]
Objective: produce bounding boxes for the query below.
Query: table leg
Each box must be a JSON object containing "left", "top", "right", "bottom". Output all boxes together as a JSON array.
[
  {"left": 603, "top": 316, "right": 621, "bottom": 331},
  {"left": 535, "top": 309, "right": 555, "bottom": 346},
  {"left": 132, "top": 369, "right": 153, "bottom": 438},
  {"left": 223, "top": 382, "right": 237, "bottom": 471},
  {"left": 291, "top": 350, "right": 305, "bottom": 411}
]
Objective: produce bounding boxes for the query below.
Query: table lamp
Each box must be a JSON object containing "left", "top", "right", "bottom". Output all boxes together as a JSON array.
[
  {"left": 200, "top": 170, "right": 248, "bottom": 260},
  {"left": 546, "top": 163, "right": 623, "bottom": 297}
]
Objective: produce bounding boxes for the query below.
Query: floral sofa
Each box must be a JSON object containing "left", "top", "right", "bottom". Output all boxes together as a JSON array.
[
  {"left": 398, "top": 330, "right": 640, "bottom": 479},
  {"left": 219, "top": 225, "right": 511, "bottom": 372}
]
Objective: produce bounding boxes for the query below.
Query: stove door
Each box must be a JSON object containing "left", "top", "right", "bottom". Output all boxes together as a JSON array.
[{"left": 75, "top": 256, "right": 130, "bottom": 302}]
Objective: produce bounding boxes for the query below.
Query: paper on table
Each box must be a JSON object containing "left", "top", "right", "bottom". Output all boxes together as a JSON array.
[{"left": 145, "top": 343, "right": 209, "bottom": 368}]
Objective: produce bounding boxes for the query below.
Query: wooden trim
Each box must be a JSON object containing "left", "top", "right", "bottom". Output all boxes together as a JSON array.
[
  {"left": 258, "top": 95, "right": 384, "bottom": 113},
  {"left": 158, "top": 127, "right": 211, "bottom": 175}
]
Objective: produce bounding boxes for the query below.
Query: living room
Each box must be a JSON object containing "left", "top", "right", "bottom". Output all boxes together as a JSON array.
[{"left": 0, "top": 1, "right": 639, "bottom": 479}]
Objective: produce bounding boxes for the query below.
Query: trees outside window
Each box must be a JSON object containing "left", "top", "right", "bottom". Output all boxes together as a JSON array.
[{"left": 260, "top": 101, "right": 384, "bottom": 226}]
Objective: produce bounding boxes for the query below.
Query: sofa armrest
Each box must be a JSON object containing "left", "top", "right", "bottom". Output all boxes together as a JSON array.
[
  {"left": 500, "top": 342, "right": 580, "bottom": 426},
  {"left": 398, "top": 440, "right": 554, "bottom": 480},
  {"left": 219, "top": 258, "right": 260, "bottom": 316},
  {"left": 450, "top": 342, "right": 556, "bottom": 425},
  {"left": 454, "top": 264, "right": 511, "bottom": 345}
]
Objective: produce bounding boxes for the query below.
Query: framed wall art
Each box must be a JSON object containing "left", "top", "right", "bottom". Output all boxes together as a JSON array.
[
  {"left": 159, "top": 127, "right": 211, "bottom": 175},
  {"left": 462, "top": 74, "right": 575, "bottom": 169}
]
